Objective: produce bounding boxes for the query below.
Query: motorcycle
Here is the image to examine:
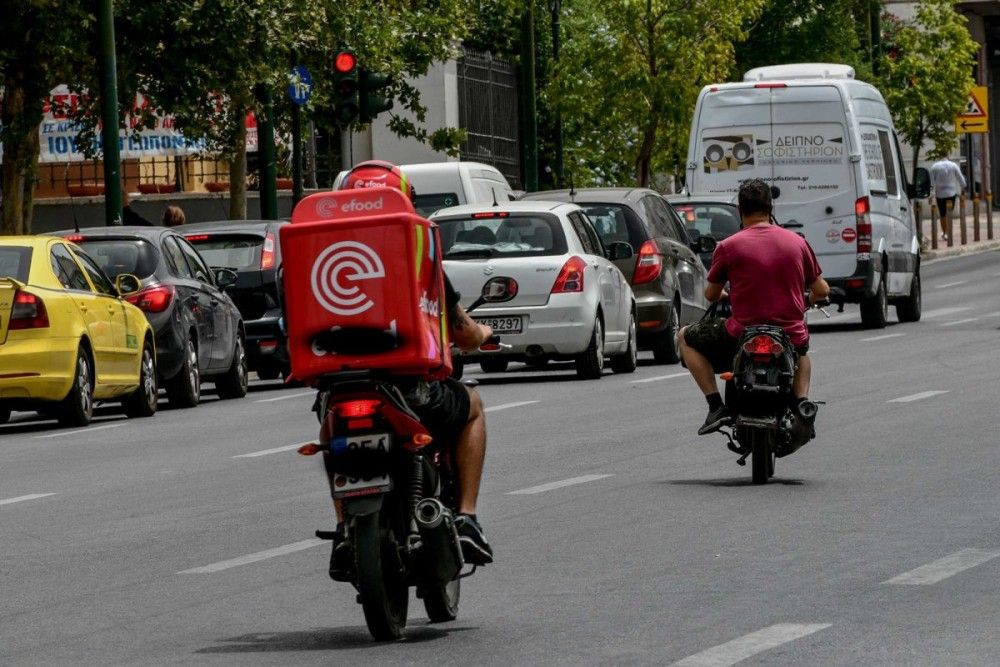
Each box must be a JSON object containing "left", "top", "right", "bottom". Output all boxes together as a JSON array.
[
  {"left": 715, "top": 300, "right": 827, "bottom": 484},
  {"left": 297, "top": 277, "right": 514, "bottom": 640}
]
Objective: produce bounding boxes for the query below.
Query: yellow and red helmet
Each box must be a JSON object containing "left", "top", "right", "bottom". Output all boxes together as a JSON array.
[{"left": 341, "top": 160, "right": 415, "bottom": 201}]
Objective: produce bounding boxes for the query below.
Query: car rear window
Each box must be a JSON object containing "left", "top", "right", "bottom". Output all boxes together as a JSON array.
[
  {"left": 574, "top": 204, "right": 647, "bottom": 249},
  {"left": 71, "top": 239, "right": 159, "bottom": 279},
  {"left": 437, "top": 214, "right": 568, "bottom": 259},
  {"left": 414, "top": 192, "right": 461, "bottom": 217},
  {"left": 0, "top": 246, "right": 32, "bottom": 282},
  {"left": 673, "top": 203, "right": 741, "bottom": 241},
  {"left": 187, "top": 235, "right": 263, "bottom": 270}
]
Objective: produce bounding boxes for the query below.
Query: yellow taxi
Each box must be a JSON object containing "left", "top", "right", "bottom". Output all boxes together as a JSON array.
[{"left": 0, "top": 236, "right": 158, "bottom": 427}]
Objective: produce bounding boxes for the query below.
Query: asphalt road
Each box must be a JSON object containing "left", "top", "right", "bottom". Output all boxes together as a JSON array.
[{"left": 2, "top": 251, "right": 999, "bottom": 665}]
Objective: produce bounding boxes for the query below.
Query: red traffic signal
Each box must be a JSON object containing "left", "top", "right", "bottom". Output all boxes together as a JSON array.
[{"left": 334, "top": 51, "right": 357, "bottom": 73}]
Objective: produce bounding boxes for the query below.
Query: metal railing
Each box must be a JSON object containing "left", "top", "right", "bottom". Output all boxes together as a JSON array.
[{"left": 457, "top": 48, "right": 522, "bottom": 189}]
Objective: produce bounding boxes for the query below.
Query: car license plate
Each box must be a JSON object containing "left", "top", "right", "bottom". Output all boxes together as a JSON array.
[
  {"left": 331, "top": 433, "right": 393, "bottom": 498},
  {"left": 474, "top": 316, "right": 524, "bottom": 334}
]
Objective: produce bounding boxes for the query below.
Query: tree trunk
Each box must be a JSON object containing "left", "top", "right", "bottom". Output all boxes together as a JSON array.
[
  {"left": 229, "top": 108, "right": 248, "bottom": 220},
  {"left": 635, "top": 118, "right": 658, "bottom": 188},
  {"left": 0, "top": 83, "right": 37, "bottom": 236},
  {"left": 910, "top": 126, "right": 924, "bottom": 187}
]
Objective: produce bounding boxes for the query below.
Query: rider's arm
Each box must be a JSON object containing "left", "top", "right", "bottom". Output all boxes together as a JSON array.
[
  {"left": 451, "top": 306, "right": 493, "bottom": 352},
  {"left": 705, "top": 281, "right": 727, "bottom": 303},
  {"left": 808, "top": 276, "right": 830, "bottom": 305},
  {"left": 802, "top": 239, "right": 829, "bottom": 305}
]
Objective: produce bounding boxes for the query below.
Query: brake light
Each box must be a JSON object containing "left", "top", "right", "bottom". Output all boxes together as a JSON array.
[
  {"left": 65, "top": 234, "right": 85, "bottom": 243},
  {"left": 855, "top": 196, "right": 872, "bottom": 254},
  {"left": 742, "top": 335, "right": 784, "bottom": 357},
  {"left": 261, "top": 232, "right": 276, "bottom": 270},
  {"left": 551, "top": 256, "right": 586, "bottom": 293},
  {"left": 632, "top": 240, "right": 662, "bottom": 285},
  {"left": 125, "top": 284, "right": 174, "bottom": 313},
  {"left": 471, "top": 211, "right": 510, "bottom": 219},
  {"left": 336, "top": 399, "right": 380, "bottom": 418},
  {"left": 9, "top": 291, "right": 49, "bottom": 329},
  {"left": 186, "top": 234, "right": 210, "bottom": 242},
  {"left": 754, "top": 83, "right": 787, "bottom": 88}
]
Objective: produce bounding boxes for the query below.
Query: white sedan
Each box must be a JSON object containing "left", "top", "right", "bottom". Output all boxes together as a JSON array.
[{"left": 431, "top": 201, "right": 637, "bottom": 379}]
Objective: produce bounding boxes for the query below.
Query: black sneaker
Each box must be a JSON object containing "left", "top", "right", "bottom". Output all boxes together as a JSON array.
[
  {"left": 455, "top": 514, "right": 494, "bottom": 565},
  {"left": 698, "top": 405, "right": 732, "bottom": 435},
  {"left": 328, "top": 527, "right": 354, "bottom": 582}
]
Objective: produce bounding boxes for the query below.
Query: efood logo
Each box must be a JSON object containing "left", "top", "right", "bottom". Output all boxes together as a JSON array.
[
  {"left": 341, "top": 196, "right": 384, "bottom": 214},
  {"left": 310, "top": 241, "right": 386, "bottom": 316},
  {"left": 314, "top": 197, "right": 338, "bottom": 218}
]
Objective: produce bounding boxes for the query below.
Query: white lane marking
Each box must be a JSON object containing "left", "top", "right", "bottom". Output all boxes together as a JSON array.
[
  {"left": 888, "top": 390, "right": 949, "bottom": 403},
  {"left": 673, "top": 623, "right": 832, "bottom": 667},
  {"left": 632, "top": 372, "right": 689, "bottom": 384},
  {"left": 508, "top": 474, "right": 613, "bottom": 495},
  {"left": 34, "top": 423, "right": 123, "bottom": 439},
  {"left": 254, "top": 391, "right": 315, "bottom": 404},
  {"left": 883, "top": 548, "right": 1000, "bottom": 585},
  {"left": 936, "top": 281, "right": 969, "bottom": 289},
  {"left": 485, "top": 401, "right": 539, "bottom": 413},
  {"left": 860, "top": 333, "right": 905, "bottom": 342},
  {"left": 178, "top": 538, "right": 325, "bottom": 574},
  {"left": 233, "top": 443, "right": 309, "bottom": 459},
  {"left": 0, "top": 493, "right": 57, "bottom": 506},
  {"left": 922, "top": 306, "right": 973, "bottom": 319},
  {"left": 941, "top": 318, "right": 980, "bottom": 327}
]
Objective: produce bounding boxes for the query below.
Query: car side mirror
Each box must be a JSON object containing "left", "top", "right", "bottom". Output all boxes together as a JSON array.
[
  {"left": 912, "top": 167, "right": 931, "bottom": 199},
  {"left": 606, "top": 241, "right": 634, "bottom": 261},
  {"left": 115, "top": 273, "right": 142, "bottom": 296},
  {"left": 214, "top": 268, "right": 238, "bottom": 290},
  {"left": 697, "top": 236, "right": 718, "bottom": 254}
]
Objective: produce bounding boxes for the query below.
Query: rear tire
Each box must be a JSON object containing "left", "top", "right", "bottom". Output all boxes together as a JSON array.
[
  {"left": 354, "top": 512, "right": 408, "bottom": 640},
  {"left": 215, "top": 337, "right": 249, "bottom": 399},
  {"left": 479, "top": 359, "right": 509, "bottom": 374},
  {"left": 0, "top": 405, "right": 10, "bottom": 424},
  {"left": 610, "top": 314, "right": 638, "bottom": 374},
  {"left": 652, "top": 301, "right": 681, "bottom": 364},
  {"left": 750, "top": 428, "right": 775, "bottom": 485},
  {"left": 423, "top": 577, "right": 461, "bottom": 623},
  {"left": 895, "top": 273, "right": 922, "bottom": 323},
  {"left": 166, "top": 337, "right": 200, "bottom": 408},
  {"left": 256, "top": 363, "right": 281, "bottom": 381},
  {"left": 59, "top": 348, "right": 94, "bottom": 427},
  {"left": 123, "top": 342, "right": 158, "bottom": 418},
  {"left": 575, "top": 317, "right": 604, "bottom": 380},
  {"left": 860, "top": 274, "right": 888, "bottom": 329}
]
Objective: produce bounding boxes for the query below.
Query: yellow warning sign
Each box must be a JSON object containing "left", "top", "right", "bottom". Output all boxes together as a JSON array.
[{"left": 956, "top": 86, "right": 989, "bottom": 134}]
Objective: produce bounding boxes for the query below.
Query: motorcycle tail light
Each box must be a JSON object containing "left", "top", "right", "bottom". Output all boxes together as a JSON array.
[
  {"left": 743, "top": 335, "right": 783, "bottom": 356},
  {"left": 336, "top": 399, "right": 380, "bottom": 418},
  {"left": 346, "top": 418, "right": 374, "bottom": 430}
]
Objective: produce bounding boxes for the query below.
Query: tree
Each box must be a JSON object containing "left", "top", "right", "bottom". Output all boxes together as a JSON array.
[{"left": 879, "top": 0, "right": 978, "bottom": 182}]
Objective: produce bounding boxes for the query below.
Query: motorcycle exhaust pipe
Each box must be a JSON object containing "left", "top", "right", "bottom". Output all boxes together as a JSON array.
[
  {"left": 414, "top": 498, "right": 464, "bottom": 582},
  {"left": 796, "top": 399, "right": 819, "bottom": 422}
]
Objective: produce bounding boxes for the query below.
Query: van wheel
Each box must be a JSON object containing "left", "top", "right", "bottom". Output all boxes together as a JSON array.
[
  {"left": 575, "top": 317, "right": 604, "bottom": 380},
  {"left": 895, "top": 273, "right": 922, "bottom": 322},
  {"left": 652, "top": 301, "right": 681, "bottom": 364},
  {"left": 860, "top": 275, "right": 888, "bottom": 329}
]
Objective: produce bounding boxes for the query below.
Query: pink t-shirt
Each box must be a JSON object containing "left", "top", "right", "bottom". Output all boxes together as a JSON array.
[{"left": 706, "top": 223, "right": 822, "bottom": 346}]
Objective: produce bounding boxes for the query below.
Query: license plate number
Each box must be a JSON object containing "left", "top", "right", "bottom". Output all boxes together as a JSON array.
[
  {"left": 331, "top": 433, "right": 393, "bottom": 497},
  {"left": 474, "top": 316, "right": 523, "bottom": 334}
]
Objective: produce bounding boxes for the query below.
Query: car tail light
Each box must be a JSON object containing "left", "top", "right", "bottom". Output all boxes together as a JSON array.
[
  {"left": 65, "top": 234, "right": 85, "bottom": 243},
  {"left": 855, "top": 196, "right": 872, "bottom": 254},
  {"left": 632, "top": 240, "right": 662, "bottom": 285},
  {"left": 186, "top": 234, "right": 210, "bottom": 242},
  {"left": 9, "top": 291, "right": 49, "bottom": 329},
  {"left": 472, "top": 211, "right": 510, "bottom": 219},
  {"left": 125, "top": 284, "right": 174, "bottom": 313},
  {"left": 743, "top": 335, "right": 784, "bottom": 357},
  {"left": 336, "top": 399, "right": 380, "bottom": 418},
  {"left": 551, "top": 256, "right": 586, "bottom": 293},
  {"left": 261, "top": 232, "right": 276, "bottom": 270},
  {"left": 754, "top": 83, "right": 787, "bottom": 88}
]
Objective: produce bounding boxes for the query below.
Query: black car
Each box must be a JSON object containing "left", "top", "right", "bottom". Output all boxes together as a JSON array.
[
  {"left": 181, "top": 220, "right": 289, "bottom": 381},
  {"left": 59, "top": 227, "right": 248, "bottom": 407},
  {"left": 521, "top": 188, "right": 714, "bottom": 364},
  {"left": 665, "top": 194, "right": 741, "bottom": 269}
]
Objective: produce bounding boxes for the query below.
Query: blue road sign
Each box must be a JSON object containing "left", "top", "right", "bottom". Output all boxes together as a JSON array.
[{"left": 288, "top": 66, "right": 313, "bottom": 106}]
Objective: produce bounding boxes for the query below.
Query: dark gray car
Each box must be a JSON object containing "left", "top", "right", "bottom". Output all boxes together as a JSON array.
[
  {"left": 522, "top": 188, "right": 714, "bottom": 363},
  {"left": 665, "top": 194, "right": 741, "bottom": 269}
]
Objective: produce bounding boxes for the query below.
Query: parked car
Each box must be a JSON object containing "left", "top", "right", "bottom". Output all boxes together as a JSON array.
[
  {"left": 57, "top": 227, "right": 248, "bottom": 407},
  {"left": 0, "top": 236, "right": 157, "bottom": 426},
  {"left": 430, "top": 201, "right": 638, "bottom": 380},
  {"left": 665, "top": 194, "right": 740, "bottom": 268},
  {"left": 182, "top": 220, "right": 289, "bottom": 381},
  {"left": 521, "top": 188, "right": 714, "bottom": 364}
]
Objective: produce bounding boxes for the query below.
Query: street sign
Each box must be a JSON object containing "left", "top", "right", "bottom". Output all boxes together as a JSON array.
[
  {"left": 287, "top": 65, "right": 313, "bottom": 106},
  {"left": 956, "top": 85, "right": 988, "bottom": 134}
]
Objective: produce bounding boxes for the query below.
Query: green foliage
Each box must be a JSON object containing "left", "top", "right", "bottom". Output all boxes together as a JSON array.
[{"left": 879, "top": 0, "right": 978, "bottom": 178}]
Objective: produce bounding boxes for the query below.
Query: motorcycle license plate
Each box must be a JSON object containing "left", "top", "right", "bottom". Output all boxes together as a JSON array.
[
  {"left": 474, "top": 316, "right": 523, "bottom": 334},
  {"left": 331, "top": 433, "right": 393, "bottom": 498}
]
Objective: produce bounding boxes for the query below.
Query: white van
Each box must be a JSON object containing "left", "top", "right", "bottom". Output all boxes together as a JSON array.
[
  {"left": 685, "top": 63, "right": 927, "bottom": 328},
  {"left": 335, "top": 161, "right": 515, "bottom": 218}
]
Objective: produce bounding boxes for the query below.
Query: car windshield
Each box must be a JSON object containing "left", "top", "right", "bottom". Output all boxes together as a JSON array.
[
  {"left": 414, "top": 192, "right": 461, "bottom": 217},
  {"left": 575, "top": 204, "right": 645, "bottom": 248},
  {"left": 74, "top": 239, "right": 159, "bottom": 279},
  {"left": 0, "top": 246, "right": 32, "bottom": 282},
  {"left": 437, "top": 214, "right": 567, "bottom": 259},
  {"left": 187, "top": 234, "right": 262, "bottom": 270},
  {"left": 673, "top": 203, "right": 741, "bottom": 241}
]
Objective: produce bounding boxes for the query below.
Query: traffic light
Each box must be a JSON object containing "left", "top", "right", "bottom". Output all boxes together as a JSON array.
[
  {"left": 332, "top": 50, "right": 359, "bottom": 126},
  {"left": 359, "top": 68, "right": 394, "bottom": 123}
]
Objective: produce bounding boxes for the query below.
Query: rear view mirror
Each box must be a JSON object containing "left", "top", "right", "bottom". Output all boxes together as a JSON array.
[
  {"left": 115, "top": 273, "right": 142, "bottom": 296},
  {"left": 606, "top": 241, "right": 634, "bottom": 261},
  {"left": 697, "top": 236, "right": 718, "bottom": 254},
  {"left": 215, "top": 268, "right": 238, "bottom": 289},
  {"left": 912, "top": 167, "right": 931, "bottom": 199}
]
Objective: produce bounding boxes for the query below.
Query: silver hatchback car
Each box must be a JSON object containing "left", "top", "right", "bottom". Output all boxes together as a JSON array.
[{"left": 431, "top": 202, "right": 638, "bottom": 380}]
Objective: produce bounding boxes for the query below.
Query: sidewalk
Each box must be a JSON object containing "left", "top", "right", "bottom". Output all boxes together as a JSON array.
[{"left": 913, "top": 199, "right": 1000, "bottom": 261}]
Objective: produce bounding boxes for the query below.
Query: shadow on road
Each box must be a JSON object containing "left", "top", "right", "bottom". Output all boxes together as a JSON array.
[
  {"left": 662, "top": 477, "right": 805, "bottom": 487},
  {"left": 809, "top": 321, "right": 902, "bottom": 334},
  {"left": 194, "top": 623, "right": 477, "bottom": 653}
]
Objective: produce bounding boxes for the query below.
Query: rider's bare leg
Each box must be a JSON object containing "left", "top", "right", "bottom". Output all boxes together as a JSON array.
[
  {"left": 455, "top": 387, "right": 486, "bottom": 516},
  {"left": 679, "top": 326, "right": 719, "bottom": 396},
  {"left": 793, "top": 354, "right": 811, "bottom": 399}
]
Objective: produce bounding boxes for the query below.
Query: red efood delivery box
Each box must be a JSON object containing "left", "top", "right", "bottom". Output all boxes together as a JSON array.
[{"left": 279, "top": 188, "right": 452, "bottom": 383}]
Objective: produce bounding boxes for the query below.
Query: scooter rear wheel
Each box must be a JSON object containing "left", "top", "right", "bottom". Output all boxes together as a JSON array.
[
  {"left": 423, "top": 576, "right": 461, "bottom": 622},
  {"left": 354, "top": 512, "right": 409, "bottom": 640},
  {"left": 750, "top": 428, "right": 775, "bottom": 485}
]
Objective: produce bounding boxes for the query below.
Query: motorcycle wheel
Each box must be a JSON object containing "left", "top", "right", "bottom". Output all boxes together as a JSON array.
[
  {"left": 750, "top": 428, "right": 775, "bottom": 485},
  {"left": 354, "top": 512, "right": 409, "bottom": 640},
  {"left": 423, "top": 576, "right": 461, "bottom": 622}
]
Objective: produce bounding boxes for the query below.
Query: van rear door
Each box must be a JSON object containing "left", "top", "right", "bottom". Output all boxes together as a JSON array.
[{"left": 690, "top": 86, "right": 774, "bottom": 195}]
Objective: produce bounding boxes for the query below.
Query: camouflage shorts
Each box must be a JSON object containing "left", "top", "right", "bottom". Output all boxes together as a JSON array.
[{"left": 682, "top": 317, "right": 739, "bottom": 373}]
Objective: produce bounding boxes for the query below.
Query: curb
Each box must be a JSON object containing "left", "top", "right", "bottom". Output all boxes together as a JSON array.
[{"left": 921, "top": 239, "right": 1000, "bottom": 262}]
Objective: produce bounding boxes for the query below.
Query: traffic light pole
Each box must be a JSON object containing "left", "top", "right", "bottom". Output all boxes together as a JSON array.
[
  {"left": 255, "top": 84, "right": 278, "bottom": 220},
  {"left": 340, "top": 126, "right": 352, "bottom": 172},
  {"left": 520, "top": 5, "right": 539, "bottom": 192},
  {"left": 97, "top": 0, "right": 122, "bottom": 225}
]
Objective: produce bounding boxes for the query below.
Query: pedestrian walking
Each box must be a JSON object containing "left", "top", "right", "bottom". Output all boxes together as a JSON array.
[
  {"left": 930, "top": 150, "right": 966, "bottom": 242},
  {"left": 122, "top": 189, "right": 154, "bottom": 226}
]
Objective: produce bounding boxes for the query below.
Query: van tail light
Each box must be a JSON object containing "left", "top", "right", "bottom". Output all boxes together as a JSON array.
[
  {"left": 855, "top": 196, "right": 872, "bottom": 254},
  {"left": 9, "top": 291, "right": 49, "bottom": 329},
  {"left": 124, "top": 284, "right": 174, "bottom": 313},
  {"left": 336, "top": 399, "right": 381, "bottom": 418},
  {"left": 742, "top": 335, "right": 784, "bottom": 359},
  {"left": 551, "top": 256, "right": 586, "bottom": 293},
  {"left": 261, "top": 232, "right": 276, "bottom": 270},
  {"left": 632, "top": 240, "right": 662, "bottom": 285}
]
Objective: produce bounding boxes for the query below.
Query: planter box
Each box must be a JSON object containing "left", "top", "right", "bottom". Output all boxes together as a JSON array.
[
  {"left": 67, "top": 184, "right": 105, "bottom": 197},
  {"left": 204, "top": 181, "right": 230, "bottom": 193},
  {"left": 137, "top": 183, "right": 176, "bottom": 194}
]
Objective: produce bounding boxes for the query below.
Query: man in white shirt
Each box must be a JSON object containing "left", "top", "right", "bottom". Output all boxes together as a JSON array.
[{"left": 930, "top": 154, "right": 966, "bottom": 241}]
